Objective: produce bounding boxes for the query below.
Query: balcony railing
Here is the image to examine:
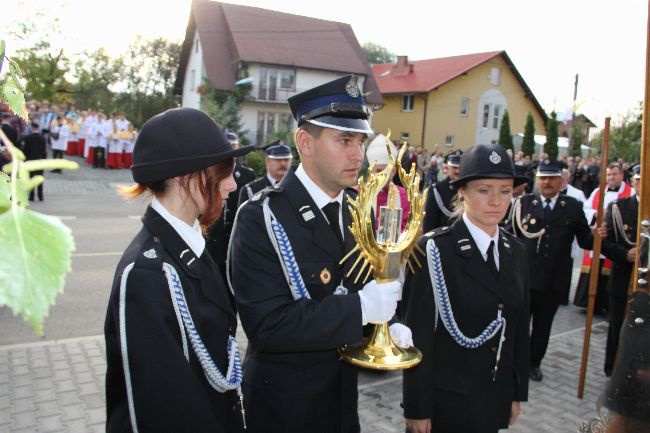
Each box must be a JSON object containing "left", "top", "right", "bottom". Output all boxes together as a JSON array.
[{"left": 250, "top": 85, "right": 298, "bottom": 103}]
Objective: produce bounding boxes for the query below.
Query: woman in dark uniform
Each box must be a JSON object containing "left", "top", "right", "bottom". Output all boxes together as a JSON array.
[
  {"left": 104, "top": 108, "right": 254, "bottom": 432},
  {"left": 402, "top": 143, "right": 530, "bottom": 433}
]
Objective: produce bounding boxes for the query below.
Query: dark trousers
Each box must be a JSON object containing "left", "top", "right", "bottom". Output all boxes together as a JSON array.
[
  {"left": 28, "top": 170, "right": 44, "bottom": 201},
  {"left": 604, "top": 292, "right": 628, "bottom": 376},
  {"left": 530, "top": 290, "right": 562, "bottom": 367},
  {"left": 93, "top": 147, "right": 105, "bottom": 168},
  {"left": 51, "top": 149, "right": 64, "bottom": 173}
]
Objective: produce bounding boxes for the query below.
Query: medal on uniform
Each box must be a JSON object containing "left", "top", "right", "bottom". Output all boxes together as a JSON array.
[
  {"left": 530, "top": 218, "right": 536, "bottom": 225},
  {"left": 338, "top": 131, "right": 425, "bottom": 370},
  {"left": 320, "top": 268, "right": 331, "bottom": 284}
]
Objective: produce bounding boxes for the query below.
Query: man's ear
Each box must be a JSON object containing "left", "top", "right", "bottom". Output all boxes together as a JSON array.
[{"left": 295, "top": 129, "right": 313, "bottom": 158}]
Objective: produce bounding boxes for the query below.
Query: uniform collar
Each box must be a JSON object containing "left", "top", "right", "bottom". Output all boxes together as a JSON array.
[
  {"left": 151, "top": 197, "right": 205, "bottom": 257},
  {"left": 462, "top": 213, "right": 499, "bottom": 267},
  {"left": 295, "top": 164, "right": 344, "bottom": 209},
  {"left": 266, "top": 173, "right": 278, "bottom": 186}
]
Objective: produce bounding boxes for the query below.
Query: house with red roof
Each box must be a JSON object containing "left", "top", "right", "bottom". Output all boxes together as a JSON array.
[
  {"left": 371, "top": 51, "right": 547, "bottom": 151},
  {"left": 174, "top": 0, "right": 382, "bottom": 146}
]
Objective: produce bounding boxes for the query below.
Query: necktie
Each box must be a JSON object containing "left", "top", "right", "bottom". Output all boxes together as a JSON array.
[
  {"left": 486, "top": 240, "right": 498, "bottom": 277},
  {"left": 322, "top": 202, "right": 343, "bottom": 244},
  {"left": 544, "top": 198, "right": 552, "bottom": 221}
]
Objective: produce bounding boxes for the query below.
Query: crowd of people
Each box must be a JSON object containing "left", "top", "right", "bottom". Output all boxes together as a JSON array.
[{"left": 0, "top": 100, "right": 138, "bottom": 172}]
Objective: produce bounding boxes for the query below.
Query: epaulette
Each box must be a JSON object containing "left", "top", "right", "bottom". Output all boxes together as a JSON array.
[
  {"left": 423, "top": 225, "right": 451, "bottom": 238},
  {"left": 248, "top": 183, "right": 283, "bottom": 205},
  {"left": 133, "top": 236, "right": 163, "bottom": 271}
]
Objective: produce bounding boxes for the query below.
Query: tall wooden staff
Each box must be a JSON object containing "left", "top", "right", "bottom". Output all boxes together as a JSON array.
[
  {"left": 577, "top": 117, "right": 610, "bottom": 398},
  {"left": 632, "top": 0, "right": 650, "bottom": 296}
]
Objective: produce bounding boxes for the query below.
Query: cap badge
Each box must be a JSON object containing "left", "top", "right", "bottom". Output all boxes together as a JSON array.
[
  {"left": 143, "top": 248, "right": 157, "bottom": 259},
  {"left": 489, "top": 151, "right": 501, "bottom": 164},
  {"left": 235, "top": 171, "right": 241, "bottom": 178},
  {"left": 320, "top": 267, "right": 332, "bottom": 284},
  {"left": 345, "top": 75, "right": 360, "bottom": 97}
]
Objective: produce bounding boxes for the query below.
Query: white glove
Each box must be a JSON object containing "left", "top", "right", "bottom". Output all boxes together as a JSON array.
[
  {"left": 389, "top": 323, "right": 413, "bottom": 348},
  {"left": 358, "top": 279, "right": 401, "bottom": 325}
]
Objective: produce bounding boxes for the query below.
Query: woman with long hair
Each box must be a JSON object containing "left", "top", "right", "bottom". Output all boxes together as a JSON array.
[
  {"left": 104, "top": 108, "right": 253, "bottom": 432},
  {"left": 402, "top": 143, "right": 530, "bottom": 433}
]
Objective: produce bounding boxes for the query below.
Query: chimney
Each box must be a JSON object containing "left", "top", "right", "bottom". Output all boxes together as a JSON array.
[{"left": 392, "top": 56, "right": 413, "bottom": 76}]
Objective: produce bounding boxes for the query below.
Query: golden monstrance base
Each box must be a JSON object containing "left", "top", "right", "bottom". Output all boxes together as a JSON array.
[{"left": 337, "top": 323, "right": 422, "bottom": 370}]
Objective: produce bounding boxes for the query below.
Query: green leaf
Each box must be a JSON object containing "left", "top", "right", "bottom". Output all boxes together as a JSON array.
[
  {"left": 0, "top": 208, "right": 75, "bottom": 334},
  {"left": 0, "top": 40, "right": 5, "bottom": 76},
  {"left": 1, "top": 75, "right": 28, "bottom": 121},
  {"left": 0, "top": 172, "right": 10, "bottom": 213}
]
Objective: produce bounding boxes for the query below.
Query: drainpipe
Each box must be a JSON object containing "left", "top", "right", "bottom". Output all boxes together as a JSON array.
[{"left": 420, "top": 93, "right": 428, "bottom": 148}]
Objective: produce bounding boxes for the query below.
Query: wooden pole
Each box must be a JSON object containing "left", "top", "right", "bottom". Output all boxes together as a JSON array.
[
  {"left": 632, "top": 0, "right": 650, "bottom": 294},
  {"left": 577, "top": 117, "right": 610, "bottom": 398}
]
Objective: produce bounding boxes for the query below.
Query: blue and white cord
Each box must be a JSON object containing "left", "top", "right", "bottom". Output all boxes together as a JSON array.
[
  {"left": 262, "top": 198, "right": 311, "bottom": 300},
  {"left": 163, "top": 262, "right": 243, "bottom": 393},
  {"left": 426, "top": 239, "right": 506, "bottom": 378}
]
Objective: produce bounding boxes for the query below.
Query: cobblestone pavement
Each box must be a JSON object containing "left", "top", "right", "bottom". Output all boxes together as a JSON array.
[
  {"left": 1, "top": 306, "right": 610, "bottom": 433},
  {"left": 2, "top": 157, "right": 613, "bottom": 432}
]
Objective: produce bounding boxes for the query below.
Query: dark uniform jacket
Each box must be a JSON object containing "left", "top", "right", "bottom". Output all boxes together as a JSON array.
[
  {"left": 422, "top": 177, "right": 457, "bottom": 232},
  {"left": 507, "top": 193, "right": 593, "bottom": 293},
  {"left": 602, "top": 196, "right": 639, "bottom": 298},
  {"left": 104, "top": 207, "right": 242, "bottom": 433},
  {"left": 230, "top": 168, "right": 366, "bottom": 433},
  {"left": 22, "top": 131, "right": 47, "bottom": 161},
  {"left": 237, "top": 174, "right": 272, "bottom": 208},
  {"left": 402, "top": 220, "right": 530, "bottom": 432}
]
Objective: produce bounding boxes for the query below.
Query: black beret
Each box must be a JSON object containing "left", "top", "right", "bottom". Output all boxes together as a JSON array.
[{"left": 131, "top": 108, "right": 254, "bottom": 183}]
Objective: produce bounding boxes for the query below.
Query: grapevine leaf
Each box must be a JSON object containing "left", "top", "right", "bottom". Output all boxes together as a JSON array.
[
  {"left": 1, "top": 76, "right": 28, "bottom": 121},
  {"left": 0, "top": 208, "right": 75, "bottom": 334},
  {"left": 0, "top": 172, "right": 9, "bottom": 213}
]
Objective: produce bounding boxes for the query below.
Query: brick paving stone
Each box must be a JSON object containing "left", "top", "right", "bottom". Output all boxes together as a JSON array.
[
  {"left": 36, "top": 400, "right": 61, "bottom": 417},
  {"left": 63, "top": 418, "right": 89, "bottom": 433},
  {"left": 11, "top": 411, "right": 37, "bottom": 429},
  {"left": 85, "top": 407, "right": 105, "bottom": 425},
  {"left": 59, "top": 403, "right": 86, "bottom": 422},
  {"left": 37, "top": 414, "right": 65, "bottom": 432}
]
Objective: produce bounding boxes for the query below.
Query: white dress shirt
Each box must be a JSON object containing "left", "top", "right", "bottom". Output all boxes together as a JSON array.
[
  {"left": 151, "top": 197, "right": 205, "bottom": 257},
  {"left": 463, "top": 213, "right": 500, "bottom": 270},
  {"left": 295, "top": 164, "right": 344, "bottom": 236}
]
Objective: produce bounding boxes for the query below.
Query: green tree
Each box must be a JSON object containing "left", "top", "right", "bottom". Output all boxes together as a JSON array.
[
  {"left": 70, "top": 48, "right": 122, "bottom": 112},
  {"left": 362, "top": 42, "right": 396, "bottom": 65},
  {"left": 13, "top": 40, "right": 72, "bottom": 104},
  {"left": 116, "top": 36, "right": 181, "bottom": 126},
  {"left": 590, "top": 109, "right": 642, "bottom": 162},
  {"left": 569, "top": 119, "right": 583, "bottom": 157},
  {"left": 522, "top": 112, "right": 536, "bottom": 157},
  {"left": 498, "top": 110, "right": 513, "bottom": 151},
  {"left": 544, "top": 111, "right": 559, "bottom": 161},
  {"left": 246, "top": 151, "right": 266, "bottom": 177},
  {"left": 200, "top": 77, "right": 251, "bottom": 143}
]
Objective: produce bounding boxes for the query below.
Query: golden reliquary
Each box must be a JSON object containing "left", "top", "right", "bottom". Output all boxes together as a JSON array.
[{"left": 338, "top": 131, "right": 427, "bottom": 370}]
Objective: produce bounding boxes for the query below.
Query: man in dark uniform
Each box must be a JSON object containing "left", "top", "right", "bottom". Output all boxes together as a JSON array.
[
  {"left": 237, "top": 139, "right": 292, "bottom": 207},
  {"left": 205, "top": 132, "right": 255, "bottom": 282},
  {"left": 507, "top": 160, "right": 594, "bottom": 382},
  {"left": 230, "top": 75, "right": 402, "bottom": 433},
  {"left": 22, "top": 122, "right": 47, "bottom": 201},
  {"left": 601, "top": 164, "right": 641, "bottom": 376},
  {"left": 422, "top": 150, "right": 461, "bottom": 232}
]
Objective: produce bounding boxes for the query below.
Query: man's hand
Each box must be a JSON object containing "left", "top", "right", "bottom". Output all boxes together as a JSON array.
[
  {"left": 389, "top": 323, "right": 413, "bottom": 348},
  {"left": 596, "top": 222, "right": 608, "bottom": 238},
  {"left": 509, "top": 401, "right": 521, "bottom": 425},
  {"left": 627, "top": 247, "right": 638, "bottom": 263},
  {"left": 358, "top": 279, "right": 401, "bottom": 325},
  {"left": 405, "top": 418, "right": 431, "bottom": 433}
]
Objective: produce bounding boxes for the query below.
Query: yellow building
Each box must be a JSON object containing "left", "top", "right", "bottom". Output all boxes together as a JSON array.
[{"left": 371, "top": 51, "right": 547, "bottom": 152}]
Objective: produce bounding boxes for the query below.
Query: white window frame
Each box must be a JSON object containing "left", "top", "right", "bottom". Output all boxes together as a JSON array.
[
  {"left": 482, "top": 104, "right": 490, "bottom": 128},
  {"left": 445, "top": 135, "right": 454, "bottom": 147},
  {"left": 195, "top": 38, "right": 200, "bottom": 53},
  {"left": 492, "top": 105, "right": 501, "bottom": 129},
  {"left": 402, "top": 94, "right": 414, "bottom": 112},
  {"left": 190, "top": 69, "right": 196, "bottom": 91},
  {"left": 460, "top": 97, "right": 470, "bottom": 117},
  {"left": 490, "top": 67, "right": 501, "bottom": 85}
]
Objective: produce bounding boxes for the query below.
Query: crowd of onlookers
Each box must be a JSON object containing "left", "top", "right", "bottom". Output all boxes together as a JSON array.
[
  {"left": 401, "top": 143, "right": 638, "bottom": 196},
  {"left": 0, "top": 100, "right": 137, "bottom": 171}
]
